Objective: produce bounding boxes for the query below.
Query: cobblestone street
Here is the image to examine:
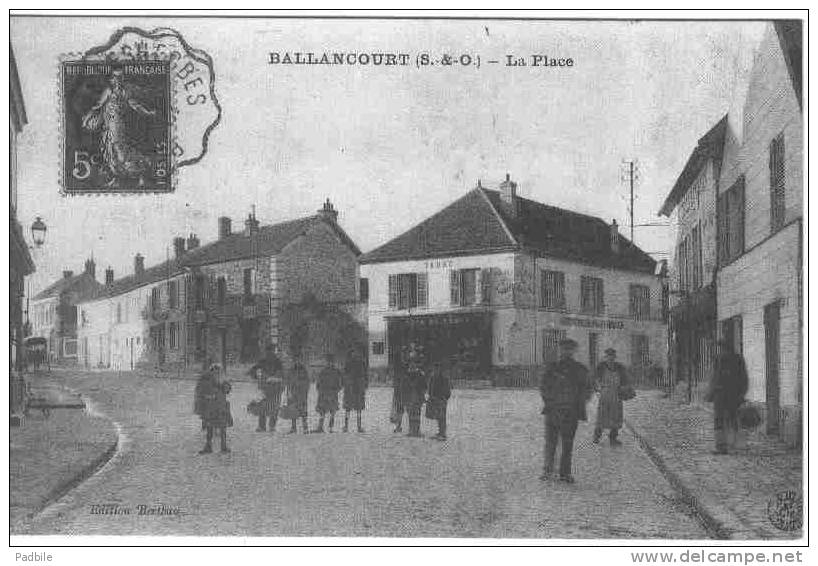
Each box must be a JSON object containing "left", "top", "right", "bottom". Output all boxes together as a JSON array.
[{"left": 15, "top": 369, "right": 707, "bottom": 539}]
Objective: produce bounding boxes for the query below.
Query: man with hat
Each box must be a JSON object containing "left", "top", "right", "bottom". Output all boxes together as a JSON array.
[
  {"left": 593, "top": 347, "right": 630, "bottom": 446},
  {"left": 539, "top": 337, "right": 592, "bottom": 483}
]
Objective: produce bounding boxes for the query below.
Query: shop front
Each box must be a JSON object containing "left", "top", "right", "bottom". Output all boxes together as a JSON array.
[{"left": 386, "top": 310, "right": 492, "bottom": 381}]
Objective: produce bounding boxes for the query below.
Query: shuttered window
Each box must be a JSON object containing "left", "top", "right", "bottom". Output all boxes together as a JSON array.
[
  {"left": 450, "top": 268, "right": 479, "bottom": 306},
  {"left": 388, "top": 273, "right": 427, "bottom": 310},
  {"left": 541, "top": 270, "right": 565, "bottom": 309},
  {"left": 580, "top": 276, "right": 604, "bottom": 314},
  {"left": 718, "top": 176, "right": 745, "bottom": 266},
  {"left": 770, "top": 132, "right": 786, "bottom": 233},
  {"left": 542, "top": 329, "right": 567, "bottom": 364},
  {"left": 629, "top": 284, "right": 650, "bottom": 320}
]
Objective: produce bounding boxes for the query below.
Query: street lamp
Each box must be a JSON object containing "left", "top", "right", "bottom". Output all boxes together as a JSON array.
[{"left": 30, "top": 217, "right": 47, "bottom": 248}]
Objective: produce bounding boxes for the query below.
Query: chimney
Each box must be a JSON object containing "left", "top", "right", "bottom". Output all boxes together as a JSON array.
[
  {"left": 134, "top": 253, "right": 145, "bottom": 278},
  {"left": 63, "top": 270, "right": 74, "bottom": 280},
  {"left": 187, "top": 233, "right": 200, "bottom": 251},
  {"left": 218, "top": 216, "right": 232, "bottom": 240},
  {"left": 173, "top": 237, "right": 186, "bottom": 259},
  {"left": 317, "top": 198, "right": 338, "bottom": 223},
  {"left": 610, "top": 219, "right": 621, "bottom": 254},
  {"left": 498, "top": 173, "right": 518, "bottom": 218},
  {"left": 84, "top": 258, "right": 96, "bottom": 278},
  {"left": 244, "top": 209, "right": 260, "bottom": 236},
  {"left": 105, "top": 267, "right": 115, "bottom": 286}
]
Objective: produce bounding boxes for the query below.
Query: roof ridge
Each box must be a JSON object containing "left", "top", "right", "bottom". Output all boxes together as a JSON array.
[{"left": 475, "top": 187, "right": 519, "bottom": 247}]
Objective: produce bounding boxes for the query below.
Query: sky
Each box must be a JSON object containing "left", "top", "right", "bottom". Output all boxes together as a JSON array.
[{"left": 11, "top": 17, "right": 766, "bottom": 294}]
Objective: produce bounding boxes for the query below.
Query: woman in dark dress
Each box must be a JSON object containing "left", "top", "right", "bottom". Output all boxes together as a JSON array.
[
  {"left": 285, "top": 356, "right": 310, "bottom": 434},
  {"left": 343, "top": 349, "right": 368, "bottom": 433}
]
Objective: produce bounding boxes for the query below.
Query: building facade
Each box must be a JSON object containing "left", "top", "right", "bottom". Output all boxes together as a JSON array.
[
  {"left": 659, "top": 116, "right": 728, "bottom": 401},
  {"left": 10, "top": 45, "right": 36, "bottom": 416},
  {"left": 77, "top": 201, "right": 361, "bottom": 374},
  {"left": 361, "top": 178, "right": 667, "bottom": 386},
  {"left": 716, "top": 22, "right": 802, "bottom": 445},
  {"left": 30, "top": 259, "right": 105, "bottom": 362}
]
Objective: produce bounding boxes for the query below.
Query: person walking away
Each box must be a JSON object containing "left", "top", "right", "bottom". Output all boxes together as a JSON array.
[
  {"left": 285, "top": 355, "right": 310, "bottom": 434},
  {"left": 314, "top": 353, "right": 343, "bottom": 432},
  {"left": 540, "top": 338, "right": 591, "bottom": 483},
  {"left": 706, "top": 339, "right": 749, "bottom": 454},
  {"left": 404, "top": 342, "right": 427, "bottom": 438},
  {"left": 194, "top": 364, "right": 232, "bottom": 453},
  {"left": 343, "top": 348, "right": 368, "bottom": 433},
  {"left": 426, "top": 361, "right": 452, "bottom": 440},
  {"left": 592, "top": 348, "right": 629, "bottom": 446},
  {"left": 249, "top": 344, "right": 284, "bottom": 432}
]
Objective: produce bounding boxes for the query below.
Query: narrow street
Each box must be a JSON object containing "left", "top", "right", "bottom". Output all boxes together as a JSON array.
[{"left": 14, "top": 369, "right": 708, "bottom": 539}]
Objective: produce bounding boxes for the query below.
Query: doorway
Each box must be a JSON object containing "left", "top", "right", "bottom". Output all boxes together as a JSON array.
[{"left": 764, "top": 301, "right": 781, "bottom": 435}]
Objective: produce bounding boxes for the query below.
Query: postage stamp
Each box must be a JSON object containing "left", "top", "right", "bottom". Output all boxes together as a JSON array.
[{"left": 59, "top": 27, "right": 221, "bottom": 195}]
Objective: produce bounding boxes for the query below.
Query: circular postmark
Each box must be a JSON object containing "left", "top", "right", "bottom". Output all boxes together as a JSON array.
[{"left": 766, "top": 490, "right": 803, "bottom": 532}]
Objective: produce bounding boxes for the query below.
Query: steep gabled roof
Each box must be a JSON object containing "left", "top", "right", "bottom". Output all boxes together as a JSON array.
[
  {"left": 775, "top": 20, "right": 803, "bottom": 111},
  {"left": 360, "top": 185, "right": 656, "bottom": 274},
  {"left": 483, "top": 190, "right": 656, "bottom": 273},
  {"left": 33, "top": 272, "right": 105, "bottom": 302},
  {"left": 182, "top": 215, "right": 360, "bottom": 268},
  {"left": 359, "top": 188, "right": 517, "bottom": 264},
  {"left": 659, "top": 115, "right": 728, "bottom": 217}
]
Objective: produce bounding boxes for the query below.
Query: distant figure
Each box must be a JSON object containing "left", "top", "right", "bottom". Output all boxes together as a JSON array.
[
  {"left": 706, "top": 339, "right": 749, "bottom": 455},
  {"left": 390, "top": 361, "right": 406, "bottom": 433},
  {"left": 343, "top": 348, "right": 368, "bottom": 433},
  {"left": 285, "top": 356, "right": 310, "bottom": 434},
  {"left": 249, "top": 344, "right": 284, "bottom": 432},
  {"left": 314, "top": 353, "right": 343, "bottom": 433},
  {"left": 404, "top": 342, "right": 427, "bottom": 438},
  {"left": 540, "top": 338, "right": 591, "bottom": 483},
  {"left": 426, "top": 361, "right": 452, "bottom": 441},
  {"left": 194, "top": 364, "right": 232, "bottom": 454},
  {"left": 593, "top": 348, "right": 630, "bottom": 446}
]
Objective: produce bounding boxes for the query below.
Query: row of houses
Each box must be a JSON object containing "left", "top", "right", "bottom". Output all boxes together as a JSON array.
[
  {"left": 32, "top": 187, "right": 668, "bottom": 387},
  {"left": 660, "top": 22, "right": 802, "bottom": 445}
]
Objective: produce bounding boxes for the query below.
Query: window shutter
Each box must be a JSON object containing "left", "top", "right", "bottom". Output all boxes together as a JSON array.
[
  {"left": 596, "top": 279, "right": 604, "bottom": 313},
  {"left": 474, "top": 269, "right": 483, "bottom": 304},
  {"left": 480, "top": 268, "right": 492, "bottom": 305},
  {"left": 388, "top": 275, "right": 397, "bottom": 309},
  {"left": 556, "top": 272, "right": 565, "bottom": 309},
  {"left": 717, "top": 192, "right": 728, "bottom": 266},
  {"left": 450, "top": 270, "right": 461, "bottom": 306},
  {"left": 416, "top": 273, "right": 428, "bottom": 307}
]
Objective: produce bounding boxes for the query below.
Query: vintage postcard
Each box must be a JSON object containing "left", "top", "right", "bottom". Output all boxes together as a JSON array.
[{"left": 8, "top": 10, "right": 806, "bottom": 553}]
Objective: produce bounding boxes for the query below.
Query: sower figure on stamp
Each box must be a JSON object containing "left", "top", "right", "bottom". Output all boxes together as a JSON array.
[
  {"left": 540, "top": 338, "right": 592, "bottom": 483},
  {"left": 285, "top": 354, "right": 310, "bottom": 434},
  {"left": 343, "top": 347, "right": 368, "bottom": 433},
  {"left": 706, "top": 338, "right": 749, "bottom": 455},
  {"left": 592, "top": 348, "right": 629, "bottom": 446},
  {"left": 426, "top": 361, "right": 452, "bottom": 441},
  {"left": 249, "top": 344, "right": 284, "bottom": 433},
  {"left": 404, "top": 342, "right": 427, "bottom": 438},
  {"left": 314, "top": 353, "right": 343, "bottom": 433},
  {"left": 194, "top": 364, "right": 233, "bottom": 454}
]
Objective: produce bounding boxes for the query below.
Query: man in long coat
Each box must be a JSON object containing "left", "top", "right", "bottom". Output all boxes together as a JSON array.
[
  {"left": 404, "top": 342, "right": 427, "bottom": 437},
  {"left": 285, "top": 355, "right": 310, "bottom": 434},
  {"left": 343, "top": 348, "right": 368, "bottom": 433},
  {"left": 314, "top": 353, "right": 343, "bottom": 432},
  {"left": 540, "top": 338, "right": 591, "bottom": 483},
  {"left": 707, "top": 339, "right": 749, "bottom": 454},
  {"left": 249, "top": 344, "right": 284, "bottom": 432},
  {"left": 593, "top": 348, "right": 630, "bottom": 446},
  {"left": 194, "top": 364, "right": 231, "bottom": 453},
  {"left": 426, "top": 361, "right": 452, "bottom": 440}
]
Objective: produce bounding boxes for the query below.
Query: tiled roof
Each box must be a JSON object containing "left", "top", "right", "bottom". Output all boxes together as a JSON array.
[
  {"left": 659, "top": 115, "right": 728, "bottom": 217},
  {"left": 33, "top": 272, "right": 105, "bottom": 302},
  {"left": 358, "top": 189, "right": 517, "bottom": 264},
  {"left": 182, "top": 215, "right": 359, "bottom": 267},
  {"left": 81, "top": 214, "right": 360, "bottom": 302},
  {"left": 360, "top": 186, "right": 656, "bottom": 274}
]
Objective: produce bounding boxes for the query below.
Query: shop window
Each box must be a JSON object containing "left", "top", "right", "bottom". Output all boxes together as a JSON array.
[
  {"left": 541, "top": 270, "right": 565, "bottom": 310},
  {"left": 629, "top": 284, "right": 651, "bottom": 320},
  {"left": 388, "top": 273, "right": 427, "bottom": 310},
  {"left": 450, "top": 268, "right": 479, "bottom": 306},
  {"left": 372, "top": 341, "right": 385, "bottom": 355},
  {"left": 770, "top": 132, "right": 786, "bottom": 233},
  {"left": 580, "top": 276, "right": 604, "bottom": 314}
]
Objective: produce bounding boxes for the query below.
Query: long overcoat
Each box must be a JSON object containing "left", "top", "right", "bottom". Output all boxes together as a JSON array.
[
  {"left": 594, "top": 361, "right": 629, "bottom": 429},
  {"left": 316, "top": 366, "right": 343, "bottom": 413},
  {"left": 343, "top": 356, "right": 368, "bottom": 411},
  {"left": 286, "top": 364, "right": 310, "bottom": 418}
]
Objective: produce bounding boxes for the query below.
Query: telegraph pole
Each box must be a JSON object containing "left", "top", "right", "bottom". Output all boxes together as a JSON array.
[{"left": 621, "top": 159, "right": 640, "bottom": 241}]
